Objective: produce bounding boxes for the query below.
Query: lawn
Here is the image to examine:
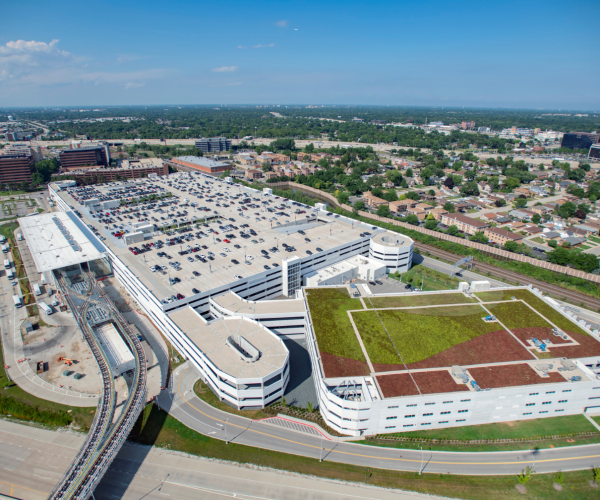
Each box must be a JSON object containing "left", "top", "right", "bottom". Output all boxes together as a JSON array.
[
  {"left": 485, "top": 301, "right": 551, "bottom": 330},
  {"left": 352, "top": 304, "right": 500, "bottom": 366},
  {"left": 589, "top": 236, "right": 600, "bottom": 244},
  {"left": 394, "top": 265, "right": 460, "bottom": 292},
  {"left": 530, "top": 237, "right": 546, "bottom": 244},
  {"left": 305, "top": 288, "right": 366, "bottom": 362},
  {"left": 365, "top": 292, "right": 477, "bottom": 309},
  {"left": 363, "top": 414, "right": 598, "bottom": 452},
  {"left": 128, "top": 404, "right": 600, "bottom": 500}
]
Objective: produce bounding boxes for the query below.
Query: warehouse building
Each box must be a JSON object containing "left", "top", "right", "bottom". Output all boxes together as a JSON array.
[{"left": 168, "top": 156, "right": 232, "bottom": 174}]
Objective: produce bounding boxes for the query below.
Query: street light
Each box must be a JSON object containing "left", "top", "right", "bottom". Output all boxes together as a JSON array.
[{"left": 419, "top": 445, "right": 424, "bottom": 475}]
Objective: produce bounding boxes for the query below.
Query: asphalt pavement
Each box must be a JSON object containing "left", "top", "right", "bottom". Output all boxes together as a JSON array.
[{"left": 160, "top": 363, "right": 600, "bottom": 476}]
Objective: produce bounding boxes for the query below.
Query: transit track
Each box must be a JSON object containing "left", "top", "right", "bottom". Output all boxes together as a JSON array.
[{"left": 418, "top": 243, "right": 600, "bottom": 311}]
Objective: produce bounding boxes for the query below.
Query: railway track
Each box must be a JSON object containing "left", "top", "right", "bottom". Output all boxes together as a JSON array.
[
  {"left": 48, "top": 271, "right": 147, "bottom": 500},
  {"left": 418, "top": 243, "right": 600, "bottom": 311}
]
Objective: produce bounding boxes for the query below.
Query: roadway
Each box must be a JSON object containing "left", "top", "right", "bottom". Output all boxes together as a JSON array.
[
  {"left": 0, "top": 419, "right": 438, "bottom": 500},
  {"left": 160, "top": 363, "right": 600, "bottom": 476}
]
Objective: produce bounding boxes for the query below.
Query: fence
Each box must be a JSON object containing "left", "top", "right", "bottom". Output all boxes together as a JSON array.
[{"left": 267, "top": 181, "right": 600, "bottom": 284}]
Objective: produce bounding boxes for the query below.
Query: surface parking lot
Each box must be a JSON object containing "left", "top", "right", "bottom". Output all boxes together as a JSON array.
[{"left": 58, "top": 173, "right": 378, "bottom": 304}]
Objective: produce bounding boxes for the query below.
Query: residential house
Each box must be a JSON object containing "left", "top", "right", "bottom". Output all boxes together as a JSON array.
[
  {"left": 542, "top": 231, "right": 561, "bottom": 240},
  {"left": 440, "top": 213, "right": 489, "bottom": 235},
  {"left": 481, "top": 212, "right": 500, "bottom": 222},
  {"left": 264, "top": 172, "right": 279, "bottom": 180},
  {"left": 484, "top": 227, "right": 523, "bottom": 245},
  {"left": 531, "top": 205, "right": 553, "bottom": 215},
  {"left": 523, "top": 225, "right": 543, "bottom": 236},
  {"left": 561, "top": 236, "right": 586, "bottom": 247},
  {"left": 513, "top": 187, "right": 531, "bottom": 197},
  {"left": 509, "top": 209, "right": 535, "bottom": 220},
  {"left": 454, "top": 202, "right": 470, "bottom": 213},
  {"left": 573, "top": 222, "right": 600, "bottom": 235},
  {"left": 407, "top": 203, "right": 434, "bottom": 220}
]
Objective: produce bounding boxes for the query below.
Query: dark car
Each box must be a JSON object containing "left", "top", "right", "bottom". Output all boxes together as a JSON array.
[
  {"left": 192, "top": 270, "right": 200, "bottom": 276},
  {"left": 192, "top": 288, "right": 200, "bottom": 294},
  {"left": 306, "top": 250, "right": 313, "bottom": 255},
  {"left": 264, "top": 265, "right": 271, "bottom": 270},
  {"left": 316, "top": 247, "right": 323, "bottom": 252},
  {"left": 231, "top": 259, "right": 240, "bottom": 264}
]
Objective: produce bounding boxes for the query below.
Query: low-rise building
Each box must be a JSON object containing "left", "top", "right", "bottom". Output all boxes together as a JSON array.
[
  {"left": 440, "top": 214, "right": 489, "bottom": 235},
  {"left": 484, "top": 227, "right": 523, "bottom": 245}
]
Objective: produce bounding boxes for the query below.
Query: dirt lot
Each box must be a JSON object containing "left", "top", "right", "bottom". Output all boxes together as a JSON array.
[
  {"left": 468, "top": 363, "right": 566, "bottom": 389},
  {"left": 376, "top": 370, "right": 470, "bottom": 398},
  {"left": 21, "top": 318, "right": 57, "bottom": 346}
]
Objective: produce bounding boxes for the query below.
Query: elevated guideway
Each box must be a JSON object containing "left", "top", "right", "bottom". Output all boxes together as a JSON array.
[{"left": 48, "top": 269, "right": 147, "bottom": 500}]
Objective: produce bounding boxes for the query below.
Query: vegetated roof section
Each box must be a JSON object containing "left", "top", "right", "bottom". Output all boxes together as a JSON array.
[
  {"left": 306, "top": 288, "right": 367, "bottom": 376},
  {"left": 352, "top": 304, "right": 500, "bottom": 371},
  {"left": 212, "top": 290, "right": 305, "bottom": 315},
  {"left": 18, "top": 211, "right": 107, "bottom": 272},
  {"left": 364, "top": 292, "right": 477, "bottom": 309},
  {"left": 319, "top": 351, "right": 370, "bottom": 378},
  {"left": 377, "top": 370, "right": 470, "bottom": 398},
  {"left": 399, "top": 330, "right": 532, "bottom": 371},
  {"left": 168, "top": 307, "right": 288, "bottom": 380},
  {"left": 468, "top": 363, "right": 566, "bottom": 389},
  {"left": 485, "top": 301, "right": 551, "bottom": 331}
]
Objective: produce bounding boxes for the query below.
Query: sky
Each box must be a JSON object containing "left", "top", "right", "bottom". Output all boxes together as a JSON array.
[{"left": 1, "top": 0, "right": 599, "bottom": 109}]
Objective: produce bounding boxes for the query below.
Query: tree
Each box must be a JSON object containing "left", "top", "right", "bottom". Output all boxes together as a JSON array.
[
  {"left": 495, "top": 199, "right": 506, "bottom": 208},
  {"left": 531, "top": 213, "right": 541, "bottom": 224},
  {"left": 425, "top": 218, "right": 438, "bottom": 230},
  {"left": 558, "top": 201, "right": 577, "bottom": 219},
  {"left": 304, "top": 143, "right": 315, "bottom": 153},
  {"left": 376, "top": 204, "right": 390, "bottom": 217},
  {"left": 337, "top": 191, "right": 349, "bottom": 205},
  {"left": 460, "top": 181, "right": 479, "bottom": 196},
  {"left": 577, "top": 203, "right": 591, "bottom": 214},
  {"left": 353, "top": 200, "right": 365, "bottom": 211},
  {"left": 504, "top": 177, "right": 521, "bottom": 190},
  {"left": 504, "top": 240, "right": 518, "bottom": 252},
  {"left": 566, "top": 184, "right": 585, "bottom": 198},
  {"left": 447, "top": 225, "right": 459, "bottom": 236},
  {"left": 405, "top": 168, "right": 413, "bottom": 178},
  {"left": 428, "top": 189, "right": 435, "bottom": 196},
  {"left": 443, "top": 202, "right": 455, "bottom": 213},
  {"left": 405, "top": 191, "right": 419, "bottom": 201},
  {"left": 385, "top": 169, "right": 403, "bottom": 185},
  {"left": 261, "top": 163, "right": 272, "bottom": 172},
  {"left": 406, "top": 214, "right": 419, "bottom": 225},
  {"left": 574, "top": 209, "right": 587, "bottom": 219},
  {"left": 548, "top": 239, "right": 558, "bottom": 248},
  {"left": 469, "top": 232, "right": 488, "bottom": 244},
  {"left": 269, "top": 138, "right": 295, "bottom": 151},
  {"left": 444, "top": 176, "right": 454, "bottom": 188},
  {"left": 514, "top": 198, "right": 527, "bottom": 209}
]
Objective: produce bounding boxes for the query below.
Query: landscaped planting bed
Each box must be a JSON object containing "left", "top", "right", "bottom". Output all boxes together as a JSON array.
[
  {"left": 468, "top": 363, "right": 566, "bottom": 389},
  {"left": 364, "top": 292, "right": 477, "bottom": 309},
  {"left": 376, "top": 370, "right": 470, "bottom": 398},
  {"left": 353, "top": 304, "right": 501, "bottom": 370},
  {"left": 306, "top": 288, "right": 368, "bottom": 377}
]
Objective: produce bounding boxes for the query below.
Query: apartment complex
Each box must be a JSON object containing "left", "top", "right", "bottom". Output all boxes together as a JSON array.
[
  {"left": 441, "top": 213, "right": 489, "bottom": 235},
  {"left": 484, "top": 227, "right": 524, "bottom": 245}
]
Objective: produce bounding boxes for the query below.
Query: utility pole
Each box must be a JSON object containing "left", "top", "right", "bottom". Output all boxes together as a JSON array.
[{"left": 419, "top": 445, "right": 424, "bottom": 475}]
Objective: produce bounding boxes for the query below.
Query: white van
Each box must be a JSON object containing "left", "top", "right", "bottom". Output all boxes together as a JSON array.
[{"left": 39, "top": 302, "right": 53, "bottom": 315}]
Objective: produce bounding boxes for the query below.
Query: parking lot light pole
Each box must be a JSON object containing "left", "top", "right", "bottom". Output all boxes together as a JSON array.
[{"left": 419, "top": 445, "right": 424, "bottom": 475}]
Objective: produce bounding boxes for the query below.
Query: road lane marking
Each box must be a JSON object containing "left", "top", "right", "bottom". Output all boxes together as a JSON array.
[{"left": 176, "top": 367, "right": 600, "bottom": 468}]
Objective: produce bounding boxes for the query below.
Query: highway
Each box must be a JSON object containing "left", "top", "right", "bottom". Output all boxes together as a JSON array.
[
  {"left": 160, "top": 363, "right": 600, "bottom": 476},
  {"left": 0, "top": 419, "right": 439, "bottom": 500}
]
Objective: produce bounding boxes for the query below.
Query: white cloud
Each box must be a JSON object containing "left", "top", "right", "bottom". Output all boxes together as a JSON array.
[
  {"left": 212, "top": 66, "right": 238, "bottom": 72},
  {"left": 237, "top": 45, "right": 247, "bottom": 49},
  {"left": 125, "top": 82, "right": 145, "bottom": 89},
  {"left": 0, "top": 39, "right": 73, "bottom": 81},
  {"left": 253, "top": 43, "right": 275, "bottom": 49},
  {"left": 275, "top": 20, "right": 288, "bottom": 27},
  {"left": 0, "top": 39, "right": 168, "bottom": 90}
]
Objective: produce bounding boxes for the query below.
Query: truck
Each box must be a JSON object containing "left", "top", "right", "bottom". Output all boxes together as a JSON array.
[
  {"left": 4, "top": 259, "right": 10, "bottom": 269},
  {"left": 38, "top": 302, "right": 53, "bottom": 315},
  {"left": 6, "top": 269, "right": 14, "bottom": 280},
  {"left": 16, "top": 233, "right": 23, "bottom": 242},
  {"left": 12, "top": 295, "right": 22, "bottom": 308},
  {"left": 33, "top": 283, "right": 41, "bottom": 296},
  {"left": 1, "top": 245, "right": 9, "bottom": 253}
]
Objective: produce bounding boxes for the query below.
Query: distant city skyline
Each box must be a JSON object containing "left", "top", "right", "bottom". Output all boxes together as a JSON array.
[{"left": 2, "top": 0, "right": 599, "bottom": 108}]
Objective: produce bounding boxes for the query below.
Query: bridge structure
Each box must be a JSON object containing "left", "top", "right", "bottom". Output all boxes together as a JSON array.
[{"left": 48, "top": 267, "right": 147, "bottom": 500}]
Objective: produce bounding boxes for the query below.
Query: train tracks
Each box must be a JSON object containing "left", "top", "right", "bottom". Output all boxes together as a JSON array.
[
  {"left": 418, "top": 243, "right": 600, "bottom": 311},
  {"left": 48, "top": 271, "right": 147, "bottom": 500}
]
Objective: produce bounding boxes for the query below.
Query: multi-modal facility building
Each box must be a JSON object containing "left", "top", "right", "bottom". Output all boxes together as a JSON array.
[
  {"left": 46, "top": 171, "right": 414, "bottom": 410},
  {"left": 44, "top": 171, "right": 600, "bottom": 435}
]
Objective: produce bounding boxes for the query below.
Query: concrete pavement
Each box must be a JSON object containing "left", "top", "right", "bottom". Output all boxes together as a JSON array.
[
  {"left": 0, "top": 235, "right": 98, "bottom": 407},
  {"left": 161, "top": 363, "right": 600, "bottom": 476}
]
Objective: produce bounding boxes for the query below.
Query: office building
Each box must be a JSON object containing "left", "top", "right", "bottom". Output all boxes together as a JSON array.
[
  {"left": 0, "top": 154, "right": 34, "bottom": 184},
  {"left": 561, "top": 133, "right": 600, "bottom": 150},
  {"left": 59, "top": 146, "right": 110, "bottom": 171},
  {"left": 194, "top": 137, "right": 232, "bottom": 153},
  {"left": 169, "top": 156, "right": 231, "bottom": 174},
  {"left": 589, "top": 144, "right": 600, "bottom": 161}
]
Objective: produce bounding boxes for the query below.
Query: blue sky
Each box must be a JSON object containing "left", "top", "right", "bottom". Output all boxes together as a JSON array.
[{"left": 1, "top": 0, "right": 599, "bottom": 108}]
